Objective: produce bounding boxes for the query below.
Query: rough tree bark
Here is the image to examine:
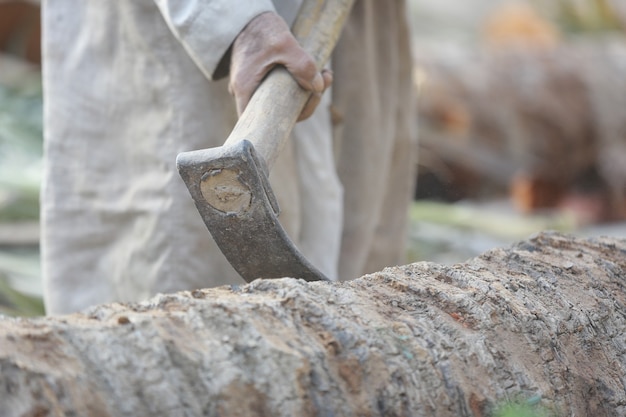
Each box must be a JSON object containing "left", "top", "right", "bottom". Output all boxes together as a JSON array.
[{"left": 1, "top": 232, "right": 625, "bottom": 417}]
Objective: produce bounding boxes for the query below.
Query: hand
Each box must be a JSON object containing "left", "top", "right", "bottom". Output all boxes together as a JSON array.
[{"left": 229, "top": 12, "right": 333, "bottom": 121}]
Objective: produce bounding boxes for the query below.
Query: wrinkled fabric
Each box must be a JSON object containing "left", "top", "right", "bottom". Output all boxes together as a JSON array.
[
  {"left": 333, "top": 0, "right": 417, "bottom": 279},
  {"left": 41, "top": 0, "right": 415, "bottom": 314}
]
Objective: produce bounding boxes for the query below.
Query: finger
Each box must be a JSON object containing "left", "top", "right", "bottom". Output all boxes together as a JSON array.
[
  {"left": 297, "top": 92, "right": 322, "bottom": 122},
  {"left": 229, "top": 61, "right": 275, "bottom": 115},
  {"left": 277, "top": 42, "right": 324, "bottom": 93},
  {"left": 229, "top": 75, "right": 256, "bottom": 116},
  {"left": 321, "top": 69, "right": 333, "bottom": 90},
  {"left": 232, "top": 64, "right": 331, "bottom": 117},
  {"left": 295, "top": 68, "right": 333, "bottom": 121}
]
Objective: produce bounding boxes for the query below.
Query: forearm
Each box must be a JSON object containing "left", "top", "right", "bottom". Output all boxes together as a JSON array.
[{"left": 153, "top": 0, "right": 276, "bottom": 80}]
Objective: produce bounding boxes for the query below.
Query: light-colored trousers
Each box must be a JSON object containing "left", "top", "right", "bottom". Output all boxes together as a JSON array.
[{"left": 41, "top": 0, "right": 416, "bottom": 314}]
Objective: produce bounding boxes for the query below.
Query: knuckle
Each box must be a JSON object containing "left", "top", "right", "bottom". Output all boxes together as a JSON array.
[
  {"left": 291, "top": 54, "right": 318, "bottom": 84},
  {"left": 270, "top": 30, "right": 295, "bottom": 53}
]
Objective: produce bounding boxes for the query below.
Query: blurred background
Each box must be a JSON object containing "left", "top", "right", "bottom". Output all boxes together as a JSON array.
[
  {"left": 408, "top": 0, "right": 626, "bottom": 261},
  {"left": 0, "top": 0, "right": 625, "bottom": 316}
]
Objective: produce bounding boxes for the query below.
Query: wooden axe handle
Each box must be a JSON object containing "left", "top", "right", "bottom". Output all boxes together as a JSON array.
[{"left": 223, "top": 0, "right": 355, "bottom": 169}]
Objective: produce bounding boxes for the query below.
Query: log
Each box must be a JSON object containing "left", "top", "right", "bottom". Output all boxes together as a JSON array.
[
  {"left": 1, "top": 232, "right": 625, "bottom": 416},
  {"left": 416, "top": 39, "right": 626, "bottom": 220}
]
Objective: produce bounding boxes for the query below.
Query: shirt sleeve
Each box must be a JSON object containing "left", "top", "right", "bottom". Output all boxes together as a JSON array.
[{"left": 153, "top": 0, "right": 277, "bottom": 80}]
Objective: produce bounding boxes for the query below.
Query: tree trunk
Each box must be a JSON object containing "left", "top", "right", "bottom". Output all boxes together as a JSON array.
[{"left": 1, "top": 232, "right": 625, "bottom": 417}]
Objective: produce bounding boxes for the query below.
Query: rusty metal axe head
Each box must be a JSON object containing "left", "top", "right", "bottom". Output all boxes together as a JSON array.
[{"left": 177, "top": 140, "right": 328, "bottom": 282}]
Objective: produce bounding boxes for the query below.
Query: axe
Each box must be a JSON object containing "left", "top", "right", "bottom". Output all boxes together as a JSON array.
[{"left": 176, "top": 0, "right": 355, "bottom": 283}]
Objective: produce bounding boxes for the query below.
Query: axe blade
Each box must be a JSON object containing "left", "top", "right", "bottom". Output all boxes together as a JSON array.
[{"left": 176, "top": 140, "right": 329, "bottom": 283}]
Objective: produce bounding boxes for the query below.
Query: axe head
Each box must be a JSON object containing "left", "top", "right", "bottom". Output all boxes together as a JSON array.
[{"left": 176, "top": 140, "right": 329, "bottom": 283}]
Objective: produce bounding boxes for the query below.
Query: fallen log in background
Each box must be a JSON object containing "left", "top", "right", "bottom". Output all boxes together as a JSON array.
[
  {"left": 1, "top": 232, "right": 625, "bottom": 416},
  {"left": 416, "top": 39, "right": 626, "bottom": 220}
]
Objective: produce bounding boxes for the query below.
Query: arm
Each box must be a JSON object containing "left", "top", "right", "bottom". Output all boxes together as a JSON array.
[
  {"left": 154, "top": 1, "right": 331, "bottom": 120},
  {"left": 154, "top": 0, "right": 276, "bottom": 80}
]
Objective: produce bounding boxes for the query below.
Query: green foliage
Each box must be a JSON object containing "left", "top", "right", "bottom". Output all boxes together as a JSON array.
[
  {"left": 0, "top": 75, "right": 43, "bottom": 222},
  {"left": 492, "top": 395, "right": 554, "bottom": 417},
  {"left": 0, "top": 249, "right": 43, "bottom": 317},
  {"left": 0, "top": 66, "right": 44, "bottom": 316},
  {"left": 537, "top": 0, "right": 625, "bottom": 35},
  {"left": 410, "top": 201, "right": 574, "bottom": 240},
  {"left": 494, "top": 404, "right": 538, "bottom": 417},
  {"left": 0, "top": 274, "right": 44, "bottom": 317}
]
